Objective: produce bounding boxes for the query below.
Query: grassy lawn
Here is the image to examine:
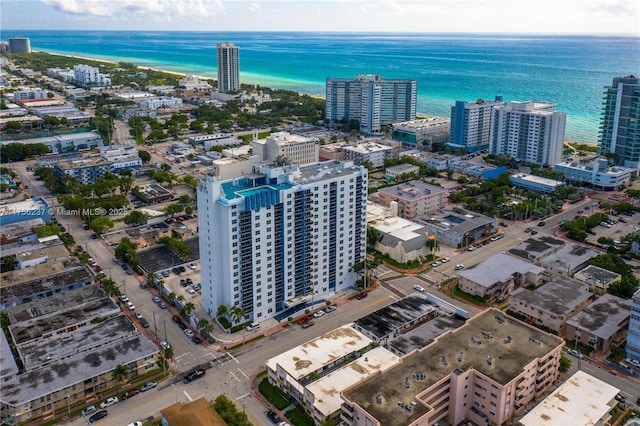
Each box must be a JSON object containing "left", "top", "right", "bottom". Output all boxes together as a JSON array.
[
  {"left": 259, "top": 378, "right": 290, "bottom": 410},
  {"left": 285, "top": 406, "right": 314, "bottom": 426},
  {"left": 451, "top": 285, "right": 486, "bottom": 306}
]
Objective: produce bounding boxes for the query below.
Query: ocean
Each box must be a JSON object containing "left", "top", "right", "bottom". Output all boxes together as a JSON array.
[{"left": 4, "top": 30, "right": 639, "bottom": 144}]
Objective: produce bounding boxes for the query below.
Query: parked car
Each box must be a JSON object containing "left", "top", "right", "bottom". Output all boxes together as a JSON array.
[
  {"left": 266, "top": 410, "right": 281, "bottom": 424},
  {"left": 121, "top": 389, "right": 140, "bottom": 400},
  {"left": 413, "top": 284, "right": 425, "bottom": 293},
  {"left": 82, "top": 405, "right": 96, "bottom": 417},
  {"left": 356, "top": 291, "right": 368, "bottom": 300},
  {"left": 82, "top": 224, "right": 90, "bottom": 230},
  {"left": 99, "top": 396, "right": 119, "bottom": 409},
  {"left": 139, "top": 282, "right": 147, "bottom": 289},
  {"left": 188, "top": 263, "right": 197, "bottom": 270},
  {"left": 135, "top": 312, "right": 143, "bottom": 319},
  {"left": 245, "top": 323, "right": 260, "bottom": 332},
  {"left": 126, "top": 301, "right": 135, "bottom": 310},
  {"left": 537, "top": 221, "right": 546, "bottom": 226},
  {"left": 455, "top": 264, "right": 465, "bottom": 270},
  {"left": 125, "top": 268, "right": 134, "bottom": 275},
  {"left": 184, "top": 328, "right": 194, "bottom": 338},
  {"left": 192, "top": 336, "right": 202, "bottom": 344},
  {"left": 139, "top": 381, "right": 157, "bottom": 392},
  {"left": 160, "top": 340, "right": 171, "bottom": 350},
  {"left": 524, "top": 227, "right": 532, "bottom": 233},
  {"left": 467, "top": 246, "right": 476, "bottom": 251},
  {"left": 313, "top": 310, "right": 325, "bottom": 318},
  {"left": 178, "top": 266, "right": 186, "bottom": 273},
  {"left": 161, "top": 270, "right": 170, "bottom": 277},
  {"left": 530, "top": 230, "right": 538, "bottom": 235},
  {"left": 177, "top": 321, "right": 187, "bottom": 330},
  {"left": 432, "top": 261, "right": 441, "bottom": 267},
  {"left": 441, "top": 257, "right": 451, "bottom": 263},
  {"left": 139, "top": 318, "right": 150, "bottom": 328},
  {"left": 326, "top": 305, "right": 336, "bottom": 313},
  {"left": 172, "top": 315, "right": 181, "bottom": 323},
  {"left": 301, "top": 320, "right": 315, "bottom": 328},
  {"left": 127, "top": 422, "right": 143, "bottom": 426},
  {"left": 89, "top": 410, "right": 108, "bottom": 423},
  {"left": 183, "top": 368, "right": 206, "bottom": 383},
  {"left": 298, "top": 315, "right": 311, "bottom": 325},
  {"left": 187, "top": 287, "right": 196, "bottom": 294},
  {"left": 158, "top": 301, "right": 167, "bottom": 309}
]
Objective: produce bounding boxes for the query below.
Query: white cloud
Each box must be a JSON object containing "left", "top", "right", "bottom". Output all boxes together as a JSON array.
[
  {"left": 248, "top": 2, "right": 260, "bottom": 12},
  {"left": 40, "top": 0, "right": 224, "bottom": 19}
]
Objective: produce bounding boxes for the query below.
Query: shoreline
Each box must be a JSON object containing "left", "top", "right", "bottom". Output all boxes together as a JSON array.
[{"left": 35, "top": 51, "right": 595, "bottom": 145}]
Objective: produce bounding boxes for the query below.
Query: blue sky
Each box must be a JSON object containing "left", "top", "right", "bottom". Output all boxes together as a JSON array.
[{"left": 1, "top": 0, "right": 639, "bottom": 34}]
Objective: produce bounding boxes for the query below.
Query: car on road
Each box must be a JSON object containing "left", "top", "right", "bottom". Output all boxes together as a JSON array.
[
  {"left": 158, "top": 301, "right": 167, "bottom": 309},
  {"left": 537, "top": 221, "right": 546, "bottom": 226},
  {"left": 192, "top": 336, "right": 202, "bottom": 344},
  {"left": 266, "top": 410, "right": 281, "bottom": 424},
  {"left": 455, "top": 264, "right": 465, "bottom": 270},
  {"left": 99, "top": 396, "right": 118, "bottom": 409},
  {"left": 301, "top": 320, "right": 315, "bottom": 328},
  {"left": 183, "top": 368, "right": 206, "bottom": 383},
  {"left": 135, "top": 312, "right": 143, "bottom": 319},
  {"left": 184, "top": 328, "right": 194, "bottom": 338},
  {"left": 524, "top": 227, "right": 532, "bottom": 233},
  {"left": 569, "top": 349, "right": 580, "bottom": 356},
  {"left": 326, "top": 305, "right": 336, "bottom": 313},
  {"left": 432, "top": 261, "right": 441, "bottom": 267},
  {"left": 77, "top": 245, "right": 84, "bottom": 252},
  {"left": 356, "top": 291, "right": 368, "bottom": 300},
  {"left": 91, "top": 233, "right": 98, "bottom": 239},
  {"left": 467, "top": 246, "right": 476, "bottom": 251},
  {"left": 120, "top": 294, "right": 129, "bottom": 302},
  {"left": 139, "top": 282, "right": 147, "bottom": 289},
  {"left": 160, "top": 340, "right": 171, "bottom": 350},
  {"left": 152, "top": 296, "right": 161, "bottom": 303},
  {"left": 89, "top": 410, "right": 108, "bottom": 423},
  {"left": 125, "top": 268, "right": 134, "bottom": 275},
  {"left": 82, "top": 406, "right": 96, "bottom": 417},
  {"left": 139, "top": 381, "right": 157, "bottom": 392},
  {"left": 615, "top": 394, "right": 626, "bottom": 403},
  {"left": 245, "top": 323, "right": 260, "bottom": 332},
  {"left": 121, "top": 389, "right": 140, "bottom": 400},
  {"left": 413, "top": 284, "right": 425, "bottom": 292},
  {"left": 441, "top": 257, "right": 451, "bottom": 263},
  {"left": 313, "top": 310, "right": 325, "bottom": 318},
  {"left": 139, "top": 318, "right": 150, "bottom": 328}
]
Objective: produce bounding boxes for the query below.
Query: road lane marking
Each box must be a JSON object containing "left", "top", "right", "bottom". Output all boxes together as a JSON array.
[
  {"left": 175, "top": 353, "right": 190, "bottom": 361},
  {"left": 227, "top": 351, "right": 240, "bottom": 364},
  {"left": 229, "top": 371, "right": 241, "bottom": 382},
  {"left": 236, "top": 393, "right": 250, "bottom": 400},
  {"left": 238, "top": 368, "right": 249, "bottom": 380},
  {"left": 183, "top": 390, "right": 193, "bottom": 402}
]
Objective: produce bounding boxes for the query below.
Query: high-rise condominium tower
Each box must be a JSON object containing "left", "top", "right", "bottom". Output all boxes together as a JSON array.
[
  {"left": 326, "top": 74, "right": 416, "bottom": 134},
  {"left": 217, "top": 42, "right": 239, "bottom": 93},
  {"left": 449, "top": 96, "right": 504, "bottom": 152},
  {"left": 197, "top": 160, "right": 367, "bottom": 322},
  {"left": 489, "top": 101, "right": 566, "bottom": 166},
  {"left": 8, "top": 37, "right": 30, "bottom": 53},
  {"left": 598, "top": 75, "right": 640, "bottom": 169}
]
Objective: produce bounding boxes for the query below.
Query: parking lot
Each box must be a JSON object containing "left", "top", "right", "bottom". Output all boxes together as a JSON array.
[
  {"left": 583, "top": 211, "right": 639, "bottom": 244},
  {"left": 154, "top": 262, "right": 202, "bottom": 301}
]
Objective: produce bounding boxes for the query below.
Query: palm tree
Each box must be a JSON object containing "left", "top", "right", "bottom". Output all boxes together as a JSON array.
[
  {"left": 230, "top": 305, "right": 246, "bottom": 325},
  {"left": 216, "top": 304, "right": 229, "bottom": 320},
  {"left": 112, "top": 364, "right": 130, "bottom": 385},
  {"left": 181, "top": 302, "right": 196, "bottom": 317},
  {"left": 198, "top": 318, "right": 214, "bottom": 339}
]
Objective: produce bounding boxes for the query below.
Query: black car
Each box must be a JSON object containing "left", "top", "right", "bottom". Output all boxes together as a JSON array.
[
  {"left": 172, "top": 267, "right": 181, "bottom": 275},
  {"left": 140, "top": 318, "right": 150, "bottom": 328},
  {"left": 177, "top": 321, "right": 187, "bottom": 330},
  {"left": 192, "top": 336, "right": 202, "bottom": 344},
  {"left": 530, "top": 230, "right": 538, "bottom": 235},
  {"left": 89, "top": 410, "right": 108, "bottom": 423},
  {"left": 178, "top": 266, "right": 186, "bottom": 273},
  {"left": 265, "top": 410, "right": 281, "bottom": 424},
  {"left": 82, "top": 224, "right": 90, "bottom": 230},
  {"left": 183, "top": 368, "right": 206, "bottom": 383},
  {"left": 121, "top": 263, "right": 129, "bottom": 270},
  {"left": 619, "top": 217, "right": 627, "bottom": 223},
  {"left": 537, "top": 221, "right": 546, "bottom": 227},
  {"left": 586, "top": 229, "right": 597, "bottom": 235}
]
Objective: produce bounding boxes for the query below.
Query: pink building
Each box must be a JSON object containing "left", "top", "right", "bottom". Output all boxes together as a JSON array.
[
  {"left": 376, "top": 180, "right": 448, "bottom": 221},
  {"left": 341, "top": 309, "right": 564, "bottom": 426}
]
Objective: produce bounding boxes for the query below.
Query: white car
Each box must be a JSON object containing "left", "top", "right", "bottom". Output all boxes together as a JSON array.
[
  {"left": 441, "top": 257, "right": 451, "bottom": 263},
  {"left": 467, "top": 246, "right": 476, "bottom": 251},
  {"left": 135, "top": 312, "right": 143, "bottom": 319},
  {"left": 413, "top": 284, "right": 425, "bottom": 292},
  {"left": 455, "top": 264, "right": 465, "bottom": 270},
  {"left": 184, "top": 329, "right": 194, "bottom": 338},
  {"left": 160, "top": 340, "right": 171, "bottom": 350},
  {"left": 432, "top": 261, "right": 441, "bottom": 267},
  {"left": 187, "top": 287, "right": 196, "bottom": 294},
  {"left": 119, "top": 294, "right": 128, "bottom": 302},
  {"left": 244, "top": 323, "right": 260, "bottom": 332},
  {"left": 99, "top": 396, "right": 118, "bottom": 409},
  {"left": 313, "top": 310, "right": 325, "bottom": 318},
  {"left": 188, "top": 263, "right": 197, "bottom": 270},
  {"left": 127, "top": 422, "right": 143, "bottom": 426},
  {"left": 126, "top": 301, "right": 135, "bottom": 310}
]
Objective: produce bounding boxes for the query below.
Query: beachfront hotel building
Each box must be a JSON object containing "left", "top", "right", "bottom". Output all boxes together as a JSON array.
[
  {"left": 326, "top": 74, "right": 417, "bottom": 134},
  {"left": 340, "top": 308, "right": 565, "bottom": 426},
  {"left": 197, "top": 160, "right": 367, "bottom": 322},
  {"left": 489, "top": 101, "right": 566, "bottom": 166},
  {"left": 8, "top": 37, "right": 30, "bottom": 53},
  {"left": 217, "top": 42, "right": 240, "bottom": 93},
  {"left": 448, "top": 96, "right": 504, "bottom": 152},
  {"left": 73, "top": 65, "right": 112, "bottom": 86},
  {"left": 598, "top": 75, "right": 640, "bottom": 169}
]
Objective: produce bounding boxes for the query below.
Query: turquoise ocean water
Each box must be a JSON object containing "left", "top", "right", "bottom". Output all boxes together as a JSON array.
[{"left": 3, "top": 30, "right": 639, "bottom": 144}]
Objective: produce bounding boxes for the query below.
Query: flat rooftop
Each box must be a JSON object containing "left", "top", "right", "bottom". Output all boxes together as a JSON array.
[
  {"left": 386, "top": 164, "right": 420, "bottom": 173},
  {"left": 344, "top": 309, "right": 564, "bottom": 426},
  {"left": 8, "top": 286, "right": 119, "bottom": 344},
  {"left": 540, "top": 243, "right": 600, "bottom": 272},
  {"left": 566, "top": 294, "right": 632, "bottom": 339},
  {"left": 574, "top": 265, "right": 621, "bottom": 286},
  {"left": 0, "top": 259, "right": 93, "bottom": 302},
  {"left": 0, "top": 218, "right": 44, "bottom": 239},
  {"left": 0, "top": 329, "right": 19, "bottom": 380},
  {"left": 379, "top": 180, "right": 447, "bottom": 200},
  {"left": 18, "top": 243, "right": 69, "bottom": 262},
  {"left": 510, "top": 276, "right": 591, "bottom": 316},
  {"left": 344, "top": 142, "right": 393, "bottom": 154},
  {"left": 1, "top": 331, "right": 158, "bottom": 406},
  {"left": 506, "top": 234, "right": 566, "bottom": 261},
  {"left": 306, "top": 347, "right": 400, "bottom": 417},
  {"left": 369, "top": 216, "right": 427, "bottom": 242},
  {"left": 417, "top": 206, "right": 495, "bottom": 234},
  {"left": 0, "top": 197, "right": 48, "bottom": 217},
  {"left": 18, "top": 315, "right": 134, "bottom": 370},
  {"left": 353, "top": 294, "right": 437, "bottom": 340},
  {"left": 459, "top": 253, "right": 544, "bottom": 288},
  {"left": 520, "top": 371, "right": 619, "bottom": 426},
  {"left": 388, "top": 314, "right": 467, "bottom": 356},
  {"left": 266, "top": 325, "right": 371, "bottom": 381},
  {"left": 510, "top": 173, "right": 564, "bottom": 186}
]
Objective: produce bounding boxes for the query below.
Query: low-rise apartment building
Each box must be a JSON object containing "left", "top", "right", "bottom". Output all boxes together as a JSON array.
[
  {"left": 415, "top": 207, "right": 495, "bottom": 248},
  {"left": 509, "top": 173, "right": 565, "bottom": 194},
  {"left": 1, "top": 131, "right": 103, "bottom": 154},
  {"left": 457, "top": 253, "right": 545, "bottom": 301},
  {"left": 341, "top": 309, "right": 565, "bottom": 426},
  {"left": 342, "top": 142, "right": 394, "bottom": 168},
  {"left": 252, "top": 131, "right": 319, "bottom": 165},
  {"left": 573, "top": 265, "right": 621, "bottom": 295},
  {"left": 565, "top": 294, "right": 631, "bottom": 355},
  {"left": 0, "top": 197, "right": 50, "bottom": 226},
  {"left": 376, "top": 180, "right": 448, "bottom": 221},
  {"left": 509, "top": 276, "right": 592, "bottom": 336},
  {"left": 554, "top": 158, "right": 633, "bottom": 190}
]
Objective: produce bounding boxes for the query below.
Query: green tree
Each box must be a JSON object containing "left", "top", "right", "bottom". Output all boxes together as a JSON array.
[
  {"left": 230, "top": 305, "right": 246, "bottom": 325},
  {"left": 559, "top": 354, "right": 571, "bottom": 373},
  {"left": 197, "top": 318, "right": 214, "bottom": 338},
  {"left": 123, "top": 210, "right": 149, "bottom": 226},
  {"left": 137, "top": 150, "right": 151, "bottom": 163},
  {"left": 178, "top": 194, "right": 192, "bottom": 205},
  {"left": 90, "top": 217, "right": 114, "bottom": 234},
  {"left": 367, "top": 227, "right": 380, "bottom": 249},
  {"left": 111, "top": 363, "right": 130, "bottom": 385},
  {"left": 164, "top": 203, "right": 184, "bottom": 217},
  {"left": 37, "top": 223, "right": 61, "bottom": 238},
  {"left": 181, "top": 302, "right": 196, "bottom": 317},
  {"left": 216, "top": 304, "right": 229, "bottom": 320}
]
